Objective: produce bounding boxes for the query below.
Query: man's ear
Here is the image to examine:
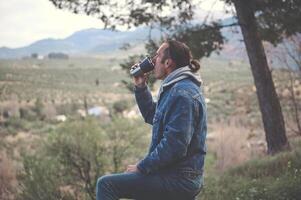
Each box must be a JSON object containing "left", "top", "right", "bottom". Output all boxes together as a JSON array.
[
  {"left": 165, "top": 58, "right": 172, "bottom": 67},
  {"left": 165, "top": 59, "right": 169, "bottom": 66},
  {"left": 165, "top": 58, "right": 175, "bottom": 69}
]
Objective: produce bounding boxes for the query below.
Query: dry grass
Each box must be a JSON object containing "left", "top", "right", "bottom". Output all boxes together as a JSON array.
[
  {"left": 207, "top": 118, "right": 266, "bottom": 172},
  {"left": 0, "top": 151, "right": 16, "bottom": 200},
  {"left": 42, "top": 103, "right": 57, "bottom": 120},
  {"left": 0, "top": 95, "right": 20, "bottom": 118}
]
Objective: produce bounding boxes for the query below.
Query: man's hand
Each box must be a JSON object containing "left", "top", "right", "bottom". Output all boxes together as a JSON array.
[
  {"left": 133, "top": 75, "right": 147, "bottom": 88},
  {"left": 125, "top": 164, "right": 140, "bottom": 173},
  {"left": 131, "top": 65, "right": 147, "bottom": 88}
]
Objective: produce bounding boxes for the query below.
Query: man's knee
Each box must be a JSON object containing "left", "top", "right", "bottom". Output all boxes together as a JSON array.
[
  {"left": 97, "top": 175, "right": 112, "bottom": 190},
  {"left": 96, "top": 175, "right": 120, "bottom": 200}
]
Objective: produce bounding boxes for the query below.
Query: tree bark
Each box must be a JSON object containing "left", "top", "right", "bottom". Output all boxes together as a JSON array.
[{"left": 233, "top": 0, "right": 289, "bottom": 154}]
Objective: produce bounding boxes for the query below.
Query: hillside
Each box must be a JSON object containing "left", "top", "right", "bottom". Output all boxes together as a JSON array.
[
  {"left": 0, "top": 27, "right": 161, "bottom": 59},
  {"left": 198, "top": 139, "right": 301, "bottom": 200}
]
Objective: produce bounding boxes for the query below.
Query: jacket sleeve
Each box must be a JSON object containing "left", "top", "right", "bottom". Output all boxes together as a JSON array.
[
  {"left": 137, "top": 89, "right": 195, "bottom": 174},
  {"left": 134, "top": 85, "right": 156, "bottom": 125}
]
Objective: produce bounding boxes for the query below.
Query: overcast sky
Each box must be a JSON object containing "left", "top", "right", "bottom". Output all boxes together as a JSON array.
[{"left": 0, "top": 0, "right": 229, "bottom": 48}]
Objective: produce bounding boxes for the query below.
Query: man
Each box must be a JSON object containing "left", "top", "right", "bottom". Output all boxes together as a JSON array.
[{"left": 96, "top": 40, "right": 207, "bottom": 200}]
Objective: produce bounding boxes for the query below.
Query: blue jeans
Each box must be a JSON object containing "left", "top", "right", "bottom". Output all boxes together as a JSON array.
[{"left": 96, "top": 170, "right": 202, "bottom": 200}]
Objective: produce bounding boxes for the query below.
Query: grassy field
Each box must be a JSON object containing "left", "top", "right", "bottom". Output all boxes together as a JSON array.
[
  {"left": 0, "top": 55, "right": 298, "bottom": 136},
  {"left": 0, "top": 55, "right": 299, "bottom": 138},
  {"left": 0, "top": 56, "right": 257, "bottom": 118},
  {"left": 0, "top": 57, "right": 131, "bottom": 105}
]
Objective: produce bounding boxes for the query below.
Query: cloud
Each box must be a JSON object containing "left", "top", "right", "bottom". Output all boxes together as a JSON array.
[{"left": 0, "top": 0, "right": 102, "bottom": 48}]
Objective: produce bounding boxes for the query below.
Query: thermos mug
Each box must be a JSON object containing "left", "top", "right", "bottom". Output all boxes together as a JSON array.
[{"left": 130, "top": 57, "right": 154, "bottom": 77}]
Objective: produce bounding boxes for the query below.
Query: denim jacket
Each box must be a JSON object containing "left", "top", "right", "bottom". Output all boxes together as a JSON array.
[{"left": 135, "top": 67, "right": 207, "bottom": 176}]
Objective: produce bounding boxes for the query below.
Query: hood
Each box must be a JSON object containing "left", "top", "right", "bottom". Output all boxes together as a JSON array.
[{"left": 157, "top": 66, "right": 202, "bottom": 101}]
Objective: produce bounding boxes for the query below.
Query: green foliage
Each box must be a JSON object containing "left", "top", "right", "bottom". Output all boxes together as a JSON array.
[
  {"left": 33, "top": 98, "right": 45, "bottom": 120},
  {"left": 144, "top": 39, "right": 160, "bottom": 58},
  {"left": 255, "top": 0, "right": 301, "bottom": 45},
  {"left": 19, "top": 107, "right": 38, "bottom": 121},
  {"left": 17, "top": 116, "right": 149, "bottom": 200},
  {"left": 17, "top": 154, "right": 73, "bottom": 200},
  {"left": 46, "top": 117, "right": 108, "bottom": 200},
  {"left": 112, "top": 99, "right": 131, "bottom": 114},
  {"left": 3, "top": 117, "right": 30, "bottom": 135},
  {"left": 198, "top": 145, "right": 301, "bottom": 200},
  {"left": 102, "top": 117, "right": 149, "bottom": 172},
  {"left": 174, "top": 23, "right": 224, "bottom": 59},
  {"left": 224, "top": 0, "right": 301, "bottom": 45}
]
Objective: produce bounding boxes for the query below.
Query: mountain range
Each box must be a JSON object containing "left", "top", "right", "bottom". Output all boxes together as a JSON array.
[
  {"left": 0, "top": 26, "right": 165, "bottom": 59},
  {"left": 0, "top": 19, "right": 246, "bottom": 59}
]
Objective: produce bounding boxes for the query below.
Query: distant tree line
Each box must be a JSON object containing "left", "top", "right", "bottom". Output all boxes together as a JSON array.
[
  {"left": 30, "top": 52, "right": 69, "bottom": 59},
  {"left": 48, "top": 52, "right": 69, "bottom": 59}
]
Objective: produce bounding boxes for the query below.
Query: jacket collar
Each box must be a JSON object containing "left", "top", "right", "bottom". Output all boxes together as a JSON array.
[{"left": 157, "top": 66, "right": 202, "bottom": 102}]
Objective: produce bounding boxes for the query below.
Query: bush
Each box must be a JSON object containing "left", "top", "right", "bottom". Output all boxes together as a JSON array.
[
  {"left": 102, "top": 116, "right": 149, "bottom": 172},
  {"left": 17, "top": 154, "right": 74, "bottom": 200},
  {"left": 19, "top": 107, "right": 38, "bottom": 121},
  {"left": 17, "top": 116, "right": 150, "bottom": 200},
  {"left": 46, "top": 117, "right": 109, "bottom": 200},
  {"left": 4, "top": 117, "right": 30, "bottom": 135},
  {"left": 112, "top": 99, "right": 131, "bottom": 114},
  {"left": 56, "top": 103, "right": 80, "bottom": 116},
  {"left": 20, "top": 104, "right": 57, "bottom": 121},
  {"left": 198, "top": 145, "right": 301, "bottom": 200},
  {"left": 33, "top": 98, "right": 45, "bottom": 120}
]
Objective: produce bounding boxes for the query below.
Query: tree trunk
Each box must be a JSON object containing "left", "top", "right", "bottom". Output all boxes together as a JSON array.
[{"left": 233, "top": 0, "right": 289, "bottom": 154}]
